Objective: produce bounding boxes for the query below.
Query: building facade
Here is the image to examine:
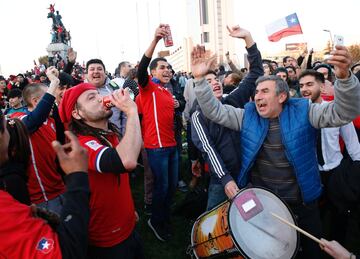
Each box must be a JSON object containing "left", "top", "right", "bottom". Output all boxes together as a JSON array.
[{"left": 165, "top": 0, "right": 237, "bottom": 72}]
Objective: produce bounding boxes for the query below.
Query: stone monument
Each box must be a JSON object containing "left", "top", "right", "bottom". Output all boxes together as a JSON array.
[{"left": 46, "top": 4, "right": 71, "bottom": 67}]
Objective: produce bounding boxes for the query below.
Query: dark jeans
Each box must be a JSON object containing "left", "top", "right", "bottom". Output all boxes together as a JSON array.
[
  {"left": 207, "top": 183, "right": 227, "bottom": 211},
  {"left": 146, "top": 146, "right": 179, "bottom": 226},
  {"left": 88, "top": 230, "right": 144, "bottom": 259},
  {"left": 289, "top": 201, "right": 322, "bottom": 259},
  {"left": 175, "top": 127, "right": 183, "bottom": 182}
]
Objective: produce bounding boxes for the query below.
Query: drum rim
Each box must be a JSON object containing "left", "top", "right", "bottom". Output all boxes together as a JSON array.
[{"left": 227, "top": 186, "right": 300, "bottom": 259}]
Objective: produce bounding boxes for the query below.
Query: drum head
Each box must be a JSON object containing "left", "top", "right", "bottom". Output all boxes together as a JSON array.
[{"left": 229, "top": 187, "right": 298, "bottom": 259}]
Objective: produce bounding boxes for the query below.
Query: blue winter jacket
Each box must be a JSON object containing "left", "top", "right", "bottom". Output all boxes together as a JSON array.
[{"left": 238, "top": 98, "right": 322, "bottom": 203}]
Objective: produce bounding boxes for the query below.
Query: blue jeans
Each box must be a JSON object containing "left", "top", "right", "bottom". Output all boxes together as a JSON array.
[
  {"left": 146, "top": 147, "right": 179, "bottom": 226},
  {"left": 207, "top": 183, "right": 227, "bottom": 211}
]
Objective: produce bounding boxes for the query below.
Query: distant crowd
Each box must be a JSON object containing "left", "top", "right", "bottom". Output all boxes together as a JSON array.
[{"left": 0, "top": 23, "right": 360, "bottom": 259}]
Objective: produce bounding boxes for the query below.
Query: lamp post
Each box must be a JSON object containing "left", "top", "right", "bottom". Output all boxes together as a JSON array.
[{"left": 323, "top": 29, "right": 333, "bottom": 50}]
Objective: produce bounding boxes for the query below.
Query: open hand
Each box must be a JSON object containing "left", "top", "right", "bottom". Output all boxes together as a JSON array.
[
  {"left": 67, "top": 47, "right": 77, "bottom": 63},
  {"left": 191, "top": 45, "right": 217, "bottom": 80}
]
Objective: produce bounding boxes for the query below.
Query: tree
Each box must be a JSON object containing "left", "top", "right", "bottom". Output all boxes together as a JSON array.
[
  {"left": 348, "top": 44, "right": 360, "bottom": 64},
  {"left": 38, "top": 55, "right": 49, "bottom": 66}
]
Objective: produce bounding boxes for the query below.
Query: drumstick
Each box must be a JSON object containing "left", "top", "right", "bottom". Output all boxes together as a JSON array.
[{"left": 270, "top": 212, "right": 324, "bottom": 245}]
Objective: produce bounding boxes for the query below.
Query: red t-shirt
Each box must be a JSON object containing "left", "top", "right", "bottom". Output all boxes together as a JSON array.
[
  {"left": 0, "top": 191, "right": 61, "bottom": 258},
  {"left": 17, "top": 114, "right": 65, "bottom": 204},
  {"left": 78, "top": 133, "right": 135, "bottom": 247},
  {"left": 137, "top": 76, "right": 176, "bottom": 149}
]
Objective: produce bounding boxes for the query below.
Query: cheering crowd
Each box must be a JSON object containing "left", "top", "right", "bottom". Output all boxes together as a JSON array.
[{"left": 0, "top": 23, "right": 360, "bottom": 259}]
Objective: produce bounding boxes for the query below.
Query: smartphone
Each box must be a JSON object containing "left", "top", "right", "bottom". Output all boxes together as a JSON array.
[{"left": 333, "top": 35, "right": 344, "bottom": 49}]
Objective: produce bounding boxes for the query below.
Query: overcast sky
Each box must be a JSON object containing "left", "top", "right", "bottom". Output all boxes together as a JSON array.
[{"left": 0, "top": 0, "right": 359, "bottom": 76}]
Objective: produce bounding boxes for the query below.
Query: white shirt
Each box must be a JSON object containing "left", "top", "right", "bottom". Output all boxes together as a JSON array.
[
  {"left": 319, "top": 121, "right": 360, "bottom": 171},
  {"left": 111, "top": 77, "right": 125, "bottom": 88}
]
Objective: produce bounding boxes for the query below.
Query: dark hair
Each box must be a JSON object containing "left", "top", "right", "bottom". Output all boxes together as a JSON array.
[
  {"left": 270, "top": 61, "right": 278, "bottom": 67},
  {"left": 118, "top": 61, "right": 130, "bottom": 70},
  {"left": 274, "top": 67, "right": 289, "bottom": 78},
  {"left": 7, "top": 88, "right": 23, "bottom": 99},
  {"left": 256, "top": 75, "right": 290, "bottom": 101},
  {"left": 228, "top": 73, "right": 242, "bottom": 86},
  {"left": 6, "top": 118, "right": 30, "bottom": 166},
  {"left": 283, "top": 56, "right": 291, "bottom": 64},
  {"left": 69, "top": 117, "right": 121, "bottom": 147},
  {"left": 263, "top": 61, "right": 274, "bottom": 74},
  {"left": 22, "top": 83, "right": 46, "bottom": 107},
  {"left": 205, "top": 70, "right": 217, "bottom": 77},
  {"left": 351, "top": 63, "right": 360, "bottom": 73},
  {"left": 0, "top": 75, "right": 6, "bottom": 82},
  {"left": 149, "top": 57, "right": 167, "bottom": 71},
  {"left": 313, "top": 64, "right": 333, "bottom": 82},
  {"left": 86, "top": 59, "right": 106, "bottom": 71},
  {"left": 58, "top": 72, "right": 74, "bottom": 87},
  {"left": 299, "top": 69, "right": 325, "bottom": 84},
  {"left": 285, "top": 66, "right": 296, "bottom": 73},
  {"left": 128, "top": 68, "right": 138, "bottom": 80},
  {"left": 312, "top": 61, "right": 322, "bottom": 68}
]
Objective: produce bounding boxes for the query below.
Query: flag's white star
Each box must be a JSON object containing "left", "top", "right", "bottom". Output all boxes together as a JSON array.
[
  {"left": 42, "top": 241, "right": 50, "bottom": 250},
  {"left": 290, "top": 18, "right": 297, "bottom": 23}
]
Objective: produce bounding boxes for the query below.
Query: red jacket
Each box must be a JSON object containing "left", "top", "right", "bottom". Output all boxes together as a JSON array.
[
  {"left": 0, "top": 191, "right": 62, "bottom": 258},
  {"left": 137, "top": 76, "right": 176, "bottom": 149}
]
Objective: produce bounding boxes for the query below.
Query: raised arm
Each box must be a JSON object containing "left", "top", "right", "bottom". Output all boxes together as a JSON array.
[
  {"left": 224, "top": 25, "right": 263, "bottom": 108},
  {"left": 63, "top": 47, "right": 77, "bottom": 75},
  {"left": 191, "top": 45, "right": 244, "bottom": 131},
  {"left": 309, "top": 46, "right": 360, "bottom": 128},
  {"left": 22, "top": 67, "right": 60, "bottom": 133},
  {"left": 110, "top": 88, "right": 142, "bottom": 170},
  {"left": 137, "top": 24, "right": 168, "bottom": 87}
]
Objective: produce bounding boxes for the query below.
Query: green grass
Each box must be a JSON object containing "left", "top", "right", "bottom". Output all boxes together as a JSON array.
[{"left": 130, "top": 155, "right": 194, "bottom": 259}]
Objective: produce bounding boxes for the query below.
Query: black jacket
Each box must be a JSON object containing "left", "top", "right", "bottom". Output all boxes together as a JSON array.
[
  {"left": 0, "top": 162, "right": 30, "bottom": 205},
  {"left": 191, "top": 99, "right": 241, "bottom": 186},
  {"left": 224, "top": 43, "right": 264, "bottom": 108}
]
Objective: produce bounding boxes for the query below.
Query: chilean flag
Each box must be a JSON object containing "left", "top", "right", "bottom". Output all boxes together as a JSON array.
[{"left": 266, "top": 13, "right": 303, "bottom": 42}]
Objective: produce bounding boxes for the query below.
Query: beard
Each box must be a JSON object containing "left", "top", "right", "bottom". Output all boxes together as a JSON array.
[
  {"left": 311, "top": 90, "right": 321, "bottom": 103},
  {"left": 83, "top": 109, "right": 113, "bottom": 123}
]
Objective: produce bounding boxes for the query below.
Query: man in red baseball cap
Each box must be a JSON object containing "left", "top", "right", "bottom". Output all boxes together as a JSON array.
[{"left": 59, "top": 83, "right": 144, "bottom": 258}]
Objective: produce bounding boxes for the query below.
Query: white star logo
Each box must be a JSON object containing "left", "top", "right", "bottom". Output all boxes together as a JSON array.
[
  {"left": 290, "top": 18, "right": 297, "bottom": 23},
  {"left": 42, "top": 241, "right": 50, "bottom": 250}
]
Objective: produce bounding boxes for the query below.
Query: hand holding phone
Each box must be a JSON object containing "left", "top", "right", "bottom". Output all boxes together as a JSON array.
[{"left": 333, "top": 35, "right": 344, "bottom": 49}]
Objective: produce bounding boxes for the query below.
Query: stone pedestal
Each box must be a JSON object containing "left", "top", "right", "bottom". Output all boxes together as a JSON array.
[{"left": 46, "top": 43, "right": 69, "bottom": 65}]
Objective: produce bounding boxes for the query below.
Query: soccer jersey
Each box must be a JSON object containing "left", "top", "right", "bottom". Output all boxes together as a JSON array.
[
  {"left": 17, "top": 113, "right": 65, "bottom": 204},
  {"left": 0, "top": 190, "right": 61, "bottom": 258},
  {"left": 78, "top": 133, "right": 136, "bottom": 247},
  {"left": 137, "top": 76, "right": 176, "bottom": 149}
]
